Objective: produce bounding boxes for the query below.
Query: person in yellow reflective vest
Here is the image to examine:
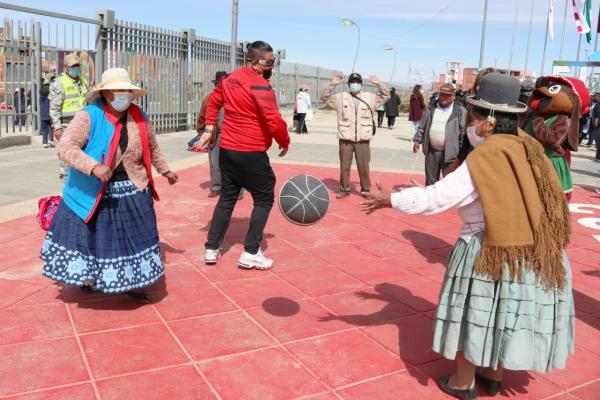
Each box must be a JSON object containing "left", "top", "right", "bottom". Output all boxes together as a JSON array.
[{"left": 49, "top": 52, "right": 89, "bottom": 179}]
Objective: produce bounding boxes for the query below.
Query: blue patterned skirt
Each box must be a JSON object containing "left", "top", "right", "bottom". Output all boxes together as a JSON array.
[
  {"left": 40, "top": 181, "right": 164, "bottom": 293},
  {"left": 433, "top": 232, "right": 575, "bottom": 373}
]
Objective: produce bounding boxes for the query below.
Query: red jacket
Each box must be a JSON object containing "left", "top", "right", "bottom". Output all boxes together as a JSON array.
[{"left": 205, "top": 66, "right": 290, "bottom": 152}]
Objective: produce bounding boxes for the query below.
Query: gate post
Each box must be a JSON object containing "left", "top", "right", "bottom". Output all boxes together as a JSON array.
[
  {"left": 34, "top": 21, "right": 42, "bottom": 134},
  {"left": 181, "top": 29, "right": 195, "bottom": 131},
  {"left": 316, "top": 67, "right": 320, "bottom": 110},
  {"left": 95, "top": 10, "right": 115, "bottom": 81}
]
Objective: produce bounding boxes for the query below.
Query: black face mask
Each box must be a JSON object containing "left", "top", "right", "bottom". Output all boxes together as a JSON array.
[{"left": 262, "top": 69, "right": 272, "bottom": 80}]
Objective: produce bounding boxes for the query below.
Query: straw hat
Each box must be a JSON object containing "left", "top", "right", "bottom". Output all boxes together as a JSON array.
[{"left": 86, "top": 68, "right": 148, "bottom": 102}]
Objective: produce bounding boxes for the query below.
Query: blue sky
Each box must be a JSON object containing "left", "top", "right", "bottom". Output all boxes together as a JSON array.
[{"left": 3, "top": 0, "right": 599, "bottom": 85}]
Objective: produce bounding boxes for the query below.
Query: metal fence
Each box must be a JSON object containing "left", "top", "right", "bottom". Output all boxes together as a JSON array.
[{"left": 0, "top": 4, "right": 395, "bottom": 137}]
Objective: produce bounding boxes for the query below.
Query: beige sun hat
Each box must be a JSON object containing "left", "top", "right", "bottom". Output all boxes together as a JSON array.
[
  {"left": 64, "top": 52, "right": 81, "bottom": 67},
  {"left": 86, "top": 68, "right": 148, "bottom": 102}
]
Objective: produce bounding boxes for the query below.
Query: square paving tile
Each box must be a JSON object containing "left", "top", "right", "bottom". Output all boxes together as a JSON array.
[
  {"left": 68, "top": 296, "right": 161, "bottom": 334},
  {"left": 80, "top": 324, "right": 188, "bottom": 379},
  {"left": 268, "top": 248, "right": 329, "bottom": 273},
  {"left": 335, "top": 258, "right": 418, "bottom": 285},
  {"left": 540, "top": 345, "right": 600, "bottom": 390},
  {"left": 151, "top": 284, "right": 237, "bottom": 321},
  {"left": 0, "top": 338, "right": 88, "bottom": 397},
  {"left": 280, "top": 266, "right": 366, "bottom": 297},
  {"left": 569, "top": 379, "right": 600, "bottom": 399},
  {"left": 285, "top": 330, "right": 404, "bottom": 388},
  {"left": 337, "top": 369, "right": 447, "bottom": 399},
  {"left": 2, "top": 384, "right": 96, "bottom": 400},
  {"left": 247, "top": 298, "right": 349, "bottom": 342},
  {"left": 0, "top": 278, "right": 46, "bottom": 309},
  {"left": 199, "top": 347, "right": 326, "bottom": 400},
  {"left": 169, "top": 311, "right": 275, "bottom": 360},
  {"left": 217, "top": 275, "right": 306, "bottom": 309},
  {"left": 304, "top": 243, "right": 377, "bottom": 266},
  {"left": 361, "top": 314, "right": 441, "bottom": 366},
  {"left": 375, "top": 279, "right": 440, "bottom": 312},
  {"left": 97, "top": 365, "right": 216, "bottom": 400},
  {"left": 317, "top": 288, "right": 416, "bottom": 327},
  {"left": 0, "top": 303, "right": 72, "bottom": 346}
]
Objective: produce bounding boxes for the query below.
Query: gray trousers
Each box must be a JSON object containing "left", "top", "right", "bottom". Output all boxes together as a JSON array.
[
  {"left": 208, "top": 134, "right": 221, "bottom": 191},
  {"left": 339, "top": 139, "right": 371, "bottom": 192},
  {"left": 425, "top": 148, "right": 453, "bottom": 186}
]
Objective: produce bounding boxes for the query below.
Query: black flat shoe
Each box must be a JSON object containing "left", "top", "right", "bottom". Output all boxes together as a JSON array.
[
  {"left": 127, "top": 291, "right": 151, "bottom": 304},
  {"left": 475, "top": 370, "right": 502, "bottom": 396},
  {"left": 80, "top": 285, "right": 93, "bottom": 293},
  {"left": 436, "top": 375, "right": 478, "bottom": 400}
]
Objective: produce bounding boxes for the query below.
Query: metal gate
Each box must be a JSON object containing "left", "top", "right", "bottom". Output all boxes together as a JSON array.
[{"left": 0, "top": 3, "right": 389, "bottom": 139}]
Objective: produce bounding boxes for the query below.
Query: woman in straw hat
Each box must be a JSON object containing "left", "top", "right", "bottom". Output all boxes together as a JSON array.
[
  {"left": 361, "top": 73, "right": 574, "bottom": 399},
  {"left": 40, "top": 68, "right": 178, "bottom": 303}
]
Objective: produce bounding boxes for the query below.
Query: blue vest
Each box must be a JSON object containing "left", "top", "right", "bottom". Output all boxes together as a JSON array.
[{"left": 62, "top": 101, "right": 117, "bottom": 222}]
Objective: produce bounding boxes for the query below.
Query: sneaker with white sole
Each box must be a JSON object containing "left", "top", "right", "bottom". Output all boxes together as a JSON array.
[
  {"left": 238, "top": 249, "right": 273, "bottom": 270},
  {"left": 204, "top": 248, "right": 221, "bottom": 265}
]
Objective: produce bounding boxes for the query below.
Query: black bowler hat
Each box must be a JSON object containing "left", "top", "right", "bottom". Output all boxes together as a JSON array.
[
  {"left": 212, "top": 71, "right": 228, "bottom": 83},
  {"left": 467, "top": 72, "right": 527, "bottom": 113},
  {"left": 348, "top": 72, "right": 362, "bottom": 84}
]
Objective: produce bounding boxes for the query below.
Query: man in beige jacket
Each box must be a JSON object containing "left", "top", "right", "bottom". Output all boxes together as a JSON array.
[{"left": 321, "top": 73, "right": 389, "bottom": 199}]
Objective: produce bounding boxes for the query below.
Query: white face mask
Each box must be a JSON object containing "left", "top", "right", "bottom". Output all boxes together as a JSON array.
[
  {"left": 466, "top": 122, "right": 487, "bottom": 148},
  {"left": 349, "top": 83, "right": 362, "bottom": 93},
  {"left": 109, "top": 92, "right": 133, "bottom": 112}
]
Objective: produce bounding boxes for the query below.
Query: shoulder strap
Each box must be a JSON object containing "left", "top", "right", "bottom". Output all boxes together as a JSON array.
[{"left": 350, "top": 93, "right": 374, "bottom": 117}]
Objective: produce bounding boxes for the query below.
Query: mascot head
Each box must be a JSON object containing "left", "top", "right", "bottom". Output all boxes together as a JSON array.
[{"left": 528, "top": 76, "right": 590, "bottom": 151}]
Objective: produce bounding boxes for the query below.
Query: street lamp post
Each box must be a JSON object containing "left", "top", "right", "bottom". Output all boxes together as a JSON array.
[
  {"left": 397, "top": 58, "right": 412, "bottom": 85},
  {"left": 341, "top": 18, "right": 360, "bottom": 73},
  {"left": 384, "top": 44, "right": 396, "bottom": 84}
]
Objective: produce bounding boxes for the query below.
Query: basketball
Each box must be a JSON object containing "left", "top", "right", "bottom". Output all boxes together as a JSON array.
[{"left": 278, "top": 175, "right": 330, "bottom": 225}]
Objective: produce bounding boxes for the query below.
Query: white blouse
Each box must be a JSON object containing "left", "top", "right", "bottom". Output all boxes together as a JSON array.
[{"left": 390, "top": 162, "right": 484, "bottom": 241}]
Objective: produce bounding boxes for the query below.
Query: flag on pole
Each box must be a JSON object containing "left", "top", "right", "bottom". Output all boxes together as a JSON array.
[
  {"left": 572, "top": 0, "right": 591, "bottom": 34},
  {"left": 585, "top": 0, "right": 592, "bottom": 43},
  {"left": 549, "top": 0, "right": 555, "bottom": 41}
]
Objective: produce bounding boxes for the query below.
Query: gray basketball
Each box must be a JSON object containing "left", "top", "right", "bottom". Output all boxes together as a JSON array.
[{"left": 278, "top": 175, "right": 330, "bottom": 225}]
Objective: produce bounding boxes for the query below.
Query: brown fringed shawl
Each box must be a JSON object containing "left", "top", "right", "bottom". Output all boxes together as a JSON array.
[{"left": 466, "top": 129, "right": 571, "bottom": 290}]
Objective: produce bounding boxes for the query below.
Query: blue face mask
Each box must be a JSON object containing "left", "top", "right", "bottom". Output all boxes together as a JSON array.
[
  {"left": 68, "top": 67, "right": 81, "bottom": 78},
  {"left": 349, "top": 82, "right": 362, "bottom": 93}
]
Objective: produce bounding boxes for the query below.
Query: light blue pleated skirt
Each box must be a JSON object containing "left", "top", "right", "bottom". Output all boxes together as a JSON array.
[{"left": 433, "top": 233, "right": 575, "bottom": 373}]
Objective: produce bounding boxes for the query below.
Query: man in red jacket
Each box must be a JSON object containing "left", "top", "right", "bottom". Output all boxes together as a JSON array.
[{"left": 198, "top": 40, "right": 290, "bottom": 270}]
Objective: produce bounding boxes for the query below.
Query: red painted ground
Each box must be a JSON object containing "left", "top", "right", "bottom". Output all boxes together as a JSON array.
[{"left": 0, "top": 163, "right": 599, "bottom": 400}]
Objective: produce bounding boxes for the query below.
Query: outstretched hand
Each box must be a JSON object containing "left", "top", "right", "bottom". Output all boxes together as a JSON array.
[
  {"left": 360, "top": 182, "right": 392, "bottom": 215},
  {"left": 331, "top": 74, "right": 344, "bottom": 86},
  {"left": 368, "top": 75, "right": 381, "bottom": 85}
]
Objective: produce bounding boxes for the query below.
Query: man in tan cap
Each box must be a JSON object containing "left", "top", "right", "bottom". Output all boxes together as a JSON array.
[
  {"left": 49, "top": 52, "right": 89, "bottom": 179},
  {"left": 413, "top": 82, "right": 466, "bottom": 185}
]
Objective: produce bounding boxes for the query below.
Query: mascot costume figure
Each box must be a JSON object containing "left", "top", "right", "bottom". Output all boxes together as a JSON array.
[{"left": 522, "top": 76, "right": 590, "bottom": 200}]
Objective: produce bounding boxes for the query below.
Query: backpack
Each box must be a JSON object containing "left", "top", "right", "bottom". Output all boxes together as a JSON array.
[{"left": 37, "top": 195, "right": 62, "bottom": 231}]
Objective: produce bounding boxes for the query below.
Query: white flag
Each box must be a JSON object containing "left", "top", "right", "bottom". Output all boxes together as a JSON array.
[
  {"left": 549, "top": 0, "right": 555, "bottom": 40},
  {"left": 572, "top": 0, "right": 591, "bottom": 34}
]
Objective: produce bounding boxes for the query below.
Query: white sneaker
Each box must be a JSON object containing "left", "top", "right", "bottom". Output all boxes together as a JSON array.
[
  {"left": 238, "top": 249, "right": 273, "bottom": 270},
  {"left": 204, "top": 248, "right": 221, "bottom": 265}
]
